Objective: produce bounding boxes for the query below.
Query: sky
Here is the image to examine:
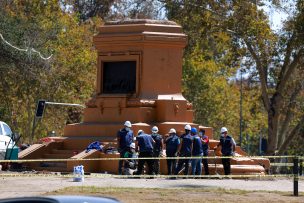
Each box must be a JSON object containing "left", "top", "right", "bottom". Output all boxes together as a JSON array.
[{"left": 260, "top": 0, "right": 296, "bottom": 31}]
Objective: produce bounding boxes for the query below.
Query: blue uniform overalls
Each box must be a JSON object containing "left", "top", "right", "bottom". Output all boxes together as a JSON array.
[
  {"left": 175, "top": 133, "right": 193, "bottom": 175},
  {"left": 151, "top": 133, "right": 163, "bottom": 175},
  {"left": 220, "top": 135, "right": 234, "bottom": 175},
  {"left": 117, "top": 128, "right": 134, "bottom": 175},
  {"left": 191, "top": 135, "right": 203, "bottom": 175},
  {"left": 165, "top": 134, "right": 180, "bottom": 175},
  {"left": 135, "top": 133, "right": 155, "bottom": 175}
]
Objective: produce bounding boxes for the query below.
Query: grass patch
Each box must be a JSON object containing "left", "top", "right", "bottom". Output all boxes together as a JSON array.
[
  {"left": 46, "top": 186, "right": 303, "bottom": 203},
  {"left": 50, "top": 186, "right": 248, "bottom": 195}
]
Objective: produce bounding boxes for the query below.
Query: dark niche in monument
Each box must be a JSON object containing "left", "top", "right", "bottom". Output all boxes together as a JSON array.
[{"left": 102, "top": 61, "right": 136, "bottom": 94}]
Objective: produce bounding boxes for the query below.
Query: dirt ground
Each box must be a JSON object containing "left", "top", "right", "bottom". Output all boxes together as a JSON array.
[
  {"left": 48, "top": 187, "right": 303, "bottom": 203},
  {"left": 0, "top": 174, "right": 303, "bottom": 202}
]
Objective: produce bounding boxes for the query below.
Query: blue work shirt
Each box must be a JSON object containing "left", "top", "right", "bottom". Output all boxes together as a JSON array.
[
  {"left": 220, "top": 135, "right": 234, "bottom": 156},
  {"left": 136, "top": 133, "right": 154, "bottom": 153},
  {"left": 180, "top": 133, "right": 193, "bottom": 156},
  {"left": 151, "top": 133, "right": 163, "bottom": 152},
  {"left": 192, "top": 135, "right": 203, "bottom": 156},
  {"left": 165, "top": 134, "right": 180, "bottom": 156},
  {"left": 117, "top": 128, "right": 134, "bottom": 150}
]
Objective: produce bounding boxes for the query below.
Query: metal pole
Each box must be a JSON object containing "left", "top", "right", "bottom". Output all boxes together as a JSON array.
[
  {"left": 30, "top": 116, "right": 37, "bottom": 145},
  {"left": 299, "top": 160, "right": 303, "bottom": 176},
  {"left": 239, "top": 69, "right": 243, "bottom": 147},
  {"left": 293, "top": 157, "right": 299, "bottom": 196},
  {"left": 45, "top": 102, "right": 85, "bottom": 108},
  {"left": 246, "top": 133, "right": 249, "bottom": 154},
  {"left": 259, "top": 133, "right": 262, "bottom": 155}
]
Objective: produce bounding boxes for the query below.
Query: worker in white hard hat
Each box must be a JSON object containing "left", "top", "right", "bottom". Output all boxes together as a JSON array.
[
  {"left": 117, "top": 121, "right": 134, "bottom": 175},
  {"left": 150, "top": 126, "right": 164, "bottom": 175},
  {"left": 165, "top": 128, "right": 180, "bottom": 175},
  {"left": 214, "top": 127, "right": 236, "bottom": 175},
  {"left": 122, "top": 142, "right": 138, "bottom": 175},
  {"left": 174, "top": 124, "right": 193, "bottom": 176}
]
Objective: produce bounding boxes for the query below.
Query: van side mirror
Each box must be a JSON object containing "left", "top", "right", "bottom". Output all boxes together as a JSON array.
[{"left": 11, "top": 132, "right": 20, "bottom": 142}]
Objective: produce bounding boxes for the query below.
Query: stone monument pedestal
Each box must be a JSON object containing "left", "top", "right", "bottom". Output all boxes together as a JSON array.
[{"left": 64, "top": 19, "right": 204, "bottom": 139}]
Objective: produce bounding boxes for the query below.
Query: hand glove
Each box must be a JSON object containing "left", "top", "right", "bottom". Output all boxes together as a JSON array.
[{"left": 129, "top": 162, "right": 135, "bottom": 169}]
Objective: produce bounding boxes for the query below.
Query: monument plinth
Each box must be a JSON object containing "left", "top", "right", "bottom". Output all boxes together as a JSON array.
[{"left": 64, "top": 19, "right": 199, "bottom": 138}]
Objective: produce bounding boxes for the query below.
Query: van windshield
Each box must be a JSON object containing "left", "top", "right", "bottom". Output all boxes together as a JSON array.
[{"left": 3, "top": 123, "right": 12, "bottom": 137}]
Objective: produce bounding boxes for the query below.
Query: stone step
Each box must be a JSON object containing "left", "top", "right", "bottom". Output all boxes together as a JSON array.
[
  {"left": 34, "top": 166, "right": 70, "bottom": 173},
  {"left": 63, "top": 136, "right": 116, "bottom": 150},
  {"left": 51, "top": 149, "right": 79, "bottom": 154},
  {"left": 43, "top": 153, "right": 73, "bottom": 159},
  {"left": 39, "top": 162, "right": 67, "bottom": 168}
]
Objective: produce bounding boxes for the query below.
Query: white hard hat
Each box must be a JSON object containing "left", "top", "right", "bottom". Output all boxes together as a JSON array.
[
  {"left": 151, "top": 126, "right": 159, "bottom": 133},
  {"left": 137, "top": 129, "right": 144, "bottom": 135},
  {"left": 221, "top": 127, "right": 228, "bottom": 133},
  {"left": 129, "top": 143, "right": 136, "bottom": 149},
  {"left": 124, "top": 121, "right": 132, "bottom": 128},
  {"left": 185, "top": 124, "right": 191, "bottom": 131},
  {"left": 168, "top": 128, "right": 176, "bottom": 134}
]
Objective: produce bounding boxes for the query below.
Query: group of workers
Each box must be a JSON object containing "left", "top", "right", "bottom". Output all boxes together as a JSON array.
[{"left": 117, "top": 121, "right": 236, "bottom": 176}]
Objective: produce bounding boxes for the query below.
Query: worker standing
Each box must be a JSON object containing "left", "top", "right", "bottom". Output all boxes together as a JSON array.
[
  {"left": 165, "top": 128, "right": 180, "bottom": 175},
  {"left": 191, "top": 127, "right": 203, "bottom": 176},
  {"left": 134, "top": 130, "right": 155, "bottom": 176},
  {"left": 117, "top": 121, "right": 134, "bottom": 175},
  {"left": 199, "top": 128, "right": 209, "bottom": 175},
  {"left": 151, "top": 126, "right": 164, "bottom": 175},
  {"left": 214, "top": 127, "right": 236, "bottom": 175},
  {"left": 175, "top": 124, "right": 193, "bottom": 176}
]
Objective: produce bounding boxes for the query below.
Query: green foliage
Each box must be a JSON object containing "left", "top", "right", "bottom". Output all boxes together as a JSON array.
[
  {"left": 164, "top": 0, "right": 304, "bottom": 155},
  {"left": 0, "top": 0, "right": 98, "bottom": 142}
]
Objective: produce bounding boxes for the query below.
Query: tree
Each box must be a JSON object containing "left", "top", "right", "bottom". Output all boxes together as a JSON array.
[
  {"left": 107, "top": 0, "right": 165, "bottom": 20},
  {"left": 228, "top": 0, "right": 304, "bottom": 155},
  {"left": 163, "top": 0, "right": 304, "bottom": 155},
  {"left": 0, "top": 0, "right": 97, "bottom": 142},
  {"left": 164, "top": 0, "right": 247, "bottom": 138},
  {"left": 61, "top": 0, "right": 114, "bottom": 22}
]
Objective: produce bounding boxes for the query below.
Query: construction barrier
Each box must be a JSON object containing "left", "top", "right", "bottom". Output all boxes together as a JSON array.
[
  {"left": 0, "top": 155, "right": 303, "bottom": 163},
  {"left": 0, "top": 155, "right": 303, "bottom": 196}
]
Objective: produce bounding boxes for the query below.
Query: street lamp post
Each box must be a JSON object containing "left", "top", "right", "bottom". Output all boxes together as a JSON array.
[{"left": 239, "top": 69, "right": 243, "bottom": 147}]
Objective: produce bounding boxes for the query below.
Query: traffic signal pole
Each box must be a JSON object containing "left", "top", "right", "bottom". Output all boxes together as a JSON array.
[
  {"left": 45, "top": 102, "right": 84, "bottom": 108},
  {"left": 30, "top": 100, "right": 85, "bottom": 144}
]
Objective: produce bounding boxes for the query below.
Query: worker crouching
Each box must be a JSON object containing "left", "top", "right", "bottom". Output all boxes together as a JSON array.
[{"left": 134, "top": 130, "right": 155, "bottom": 176}]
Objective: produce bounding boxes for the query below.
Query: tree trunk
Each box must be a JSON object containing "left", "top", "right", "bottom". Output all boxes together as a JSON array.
[
  {"left": 266, "top": 94, "right": 282, "bottom": 155},
  {"left": 267, "top": 111, "right": 277, "bottom": 155}
]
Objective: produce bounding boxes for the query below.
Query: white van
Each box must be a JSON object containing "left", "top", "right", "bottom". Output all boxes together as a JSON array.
[{"left": 0, "top": 121, "right": 14, "bottom": 160}]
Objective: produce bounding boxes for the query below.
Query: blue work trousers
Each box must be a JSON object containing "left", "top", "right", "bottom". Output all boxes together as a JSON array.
[{"left": 191, "top": 154, "right": 203, "bottom": 175}]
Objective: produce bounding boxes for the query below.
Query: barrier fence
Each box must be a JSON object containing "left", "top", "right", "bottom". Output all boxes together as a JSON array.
[{"left": 0, "top": 155, "right": 303, "bottom": 196}]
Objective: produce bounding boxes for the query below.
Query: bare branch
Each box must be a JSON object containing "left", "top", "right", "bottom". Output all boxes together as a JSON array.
[
  {"left": 280, "top": 33, "right": 295, "bottom": 78},
  {"left": 276, "top": 49, "right": 304, "bottom": 95}
]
